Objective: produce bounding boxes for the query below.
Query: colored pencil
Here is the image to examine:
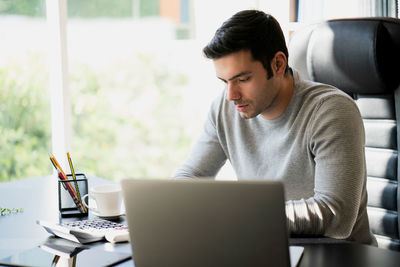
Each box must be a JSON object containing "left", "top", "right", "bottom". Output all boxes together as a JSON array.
[
  {"left": 49, "top": 154, "right": 85, "bottom": 213},
  {"left": 67, "top": 152, "right": 86, "bottom": 212}
]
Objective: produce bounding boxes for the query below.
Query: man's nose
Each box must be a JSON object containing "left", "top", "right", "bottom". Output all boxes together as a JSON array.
[{"left": 226, "top": 82, "right": 241, "bottom": 101}]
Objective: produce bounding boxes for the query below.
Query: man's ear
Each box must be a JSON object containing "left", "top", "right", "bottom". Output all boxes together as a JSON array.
[{"left": 271, "top": 51, "right": 287, "bottom": 77}]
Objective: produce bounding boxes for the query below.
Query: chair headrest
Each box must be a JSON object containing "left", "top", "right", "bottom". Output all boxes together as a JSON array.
[{"left": 289, "top": 18, "right": 400, "bottom": 94}]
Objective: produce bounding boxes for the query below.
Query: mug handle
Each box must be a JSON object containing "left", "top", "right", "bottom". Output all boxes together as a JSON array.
[{"left": 82, "top": 194, "right": 98, "bottom": 213}]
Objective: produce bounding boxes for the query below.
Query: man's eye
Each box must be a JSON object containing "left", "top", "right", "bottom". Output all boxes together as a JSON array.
[{"left": 238, "top": 77, "right": 250, "bottom": 82}]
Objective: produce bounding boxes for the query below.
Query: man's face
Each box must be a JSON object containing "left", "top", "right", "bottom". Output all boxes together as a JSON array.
[{"left": 214, "top": 50, "right": 281, "bottom": 119}]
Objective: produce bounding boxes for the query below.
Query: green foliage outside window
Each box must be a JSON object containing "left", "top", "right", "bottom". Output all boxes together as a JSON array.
[
  {"left": 0, "top": 0, "right": 194, "bottom": 182},
  {"left": 0, "top": 54, "right": 51, "bottom": 182},
  {"left": 0, "top": 0, "right": 161, "bottom": 18},
  {"left": 69, "top": 53, "right": 192, "bottom": 180},
  {"left": 139, "top": 0, "right": 159, "bottom": 17},
  {"left": 0, "top": 51, "right": 192, "bottom": 182},
  {"left": 68, "top": 0, "right": 133, "bottom": 18},
  {"left": 0, "top": 0, "right": 46, "bottom": 17}
]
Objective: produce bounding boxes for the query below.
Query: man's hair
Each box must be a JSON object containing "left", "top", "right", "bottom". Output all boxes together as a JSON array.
[{"left": 203, "top": 10, "right": 289, "bottom": 78}]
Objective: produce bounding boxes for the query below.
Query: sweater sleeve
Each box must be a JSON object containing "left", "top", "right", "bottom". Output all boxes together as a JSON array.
[
  {"left": 172, "top": 101, "right": 227, "bottom": 178},
  {"left": 285, "top": 95, "right": 367, "bottom": 239}
]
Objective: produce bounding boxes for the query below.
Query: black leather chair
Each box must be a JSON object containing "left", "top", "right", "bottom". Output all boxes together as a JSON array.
[{"left": 288, "top": 17, "right": 400, "bottom": 250}]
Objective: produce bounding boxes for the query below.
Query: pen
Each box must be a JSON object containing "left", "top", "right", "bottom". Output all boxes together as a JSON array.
[{"left": 67, "top": 152, "right": 86, "bottom": 212}]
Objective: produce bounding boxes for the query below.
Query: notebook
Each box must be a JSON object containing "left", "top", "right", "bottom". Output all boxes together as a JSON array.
[{"left": 121, "top": 178, "right": 303, "bottom": 267}]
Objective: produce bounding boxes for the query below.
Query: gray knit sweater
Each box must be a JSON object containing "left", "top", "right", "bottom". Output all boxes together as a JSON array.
[{"left": 173, "top": 71, "right": 377, "bottom": 245}]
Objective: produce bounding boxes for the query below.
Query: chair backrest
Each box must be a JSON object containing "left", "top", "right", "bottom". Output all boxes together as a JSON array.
[{"left": 288, "top": 17, "right": 400, "bottom": 250}]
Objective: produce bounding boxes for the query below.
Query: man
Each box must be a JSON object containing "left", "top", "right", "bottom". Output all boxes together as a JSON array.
[{"left": 173, "top": 10, "right": 376, "bottom": 245}]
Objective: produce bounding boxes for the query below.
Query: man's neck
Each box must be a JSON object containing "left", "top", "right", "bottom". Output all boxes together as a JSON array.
[{"left": 261, "top": 72, "right": 294, "bottom": 120}]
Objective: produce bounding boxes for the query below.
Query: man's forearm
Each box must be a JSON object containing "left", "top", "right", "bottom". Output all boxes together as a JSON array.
[{"left": 285, "top": 198, "right": 324, "bottom": 235}]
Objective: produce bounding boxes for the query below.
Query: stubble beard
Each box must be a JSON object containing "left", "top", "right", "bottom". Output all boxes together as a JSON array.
[
  {"left": 238, "top": 103, "right": 258, "bottom": 119},
  {"left": 238, "top": 96, "right": 277, "bottom": 120},
  {"left": 235, "top": 100, "right": 254, "bottom": 119}
]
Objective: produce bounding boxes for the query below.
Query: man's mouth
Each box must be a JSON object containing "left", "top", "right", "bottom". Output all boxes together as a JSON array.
[{"left": 236, "top": 104, "right": 249, "bottom": 112}]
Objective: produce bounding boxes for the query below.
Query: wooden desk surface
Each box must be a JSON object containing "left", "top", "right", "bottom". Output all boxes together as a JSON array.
[{"left": 2, "top": 176, "right": 400, "bottom": 267}]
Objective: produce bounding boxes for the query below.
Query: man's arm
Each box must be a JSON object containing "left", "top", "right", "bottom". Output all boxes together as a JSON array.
[
  {"left": 173, "top": 108, "right": 227, "bottom": 178},
  {"left": 285, "top": 95, "right": 367, "bottom": 239}
]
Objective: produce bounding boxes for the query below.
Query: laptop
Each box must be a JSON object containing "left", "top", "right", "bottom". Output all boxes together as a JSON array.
[{"left": 121, "top": 178, "right": 303, "bottom": 267}]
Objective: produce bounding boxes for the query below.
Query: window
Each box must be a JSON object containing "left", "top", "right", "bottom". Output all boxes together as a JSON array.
[
  {"left": 66, "top": 0, "right": 284, "bottom": 181},
  {"left": 294, "top": 0, "right": 398, "bottom": 23},
  {"left": 6, "top": 0, "right": 392, "bottom": 182},
  {"left": 0, "top": 0, "right": 51, "bottom": 182},
  {"left": 66, "top": 0, "right": 198, "bottom": 180}
]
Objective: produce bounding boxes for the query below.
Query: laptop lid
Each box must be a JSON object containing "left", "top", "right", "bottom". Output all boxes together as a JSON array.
[{"left": 121, "top": 179, "right": 290, "bottom": 267}]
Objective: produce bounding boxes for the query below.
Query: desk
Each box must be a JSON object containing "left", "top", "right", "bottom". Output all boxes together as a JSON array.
[
  {"left": 290, "top": 238, "right": 400, "bottom": 267},
  {"left": 0, "top": 175, "right": 133, "bottom": 266},
  {"left": 2, "top": 176, "right": 400, "bottom": 267}
]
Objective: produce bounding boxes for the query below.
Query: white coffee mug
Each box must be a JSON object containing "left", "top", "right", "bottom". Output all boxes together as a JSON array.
[{"left": 82, "top": 184, "right": 122, "bottom": 217}]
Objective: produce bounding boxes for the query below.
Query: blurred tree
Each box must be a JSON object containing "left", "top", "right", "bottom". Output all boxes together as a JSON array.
[
  {"left": 0, "top": 51, "right": 192, "bottom": 182},
  {"left": 0, "top": 0, "right": 161, "bottom": 18},
  {"left": 0, "top": 0, "right": 46, "bottom": 17},
  {"left": 69, "top": 52, "right": 191, "bottom": 180},
  {"left": 0, "top": 54, "right": 51, "bottom": 181},
  {"left": 140, "top": 0, "right": 159, "bottom": 17},
  {"left": 0, "top": 0, "right": 193, "bottom": 182},
  {"left": 68, "top": 0, "right": 132, "bottom": 18}
]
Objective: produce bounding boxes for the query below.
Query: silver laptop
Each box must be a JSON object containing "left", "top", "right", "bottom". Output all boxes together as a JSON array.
[{"left": 121, "top": 179, "right": 302, "bottom": 267}]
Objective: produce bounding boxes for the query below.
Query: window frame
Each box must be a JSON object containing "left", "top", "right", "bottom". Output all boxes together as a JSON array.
[{"left": 46, "top": 0, "right": 71, "bottom": 170}]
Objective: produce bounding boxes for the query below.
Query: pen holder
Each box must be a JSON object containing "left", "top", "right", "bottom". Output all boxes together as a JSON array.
[{"left": 58, "top": 173, "right": 88, "bottom": 217}]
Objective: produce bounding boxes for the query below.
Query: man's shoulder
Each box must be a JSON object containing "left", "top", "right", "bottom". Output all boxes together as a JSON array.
[
  {"left": 291, "top": 74, "right": 362, "bottom": 127},
  {"left": 296, "top": 77, "right": 355, "bottom": 109}
]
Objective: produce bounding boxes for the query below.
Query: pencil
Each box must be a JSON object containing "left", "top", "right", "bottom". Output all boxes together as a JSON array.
[
  {"left": 49, "top": 154, "right": 85, "bottom": 213},
  {"left": 50, "top": 154, "right": 68, "bottom": 179},
  {"left": 67, "top": 152, "right": 86, "bottom": 212}
]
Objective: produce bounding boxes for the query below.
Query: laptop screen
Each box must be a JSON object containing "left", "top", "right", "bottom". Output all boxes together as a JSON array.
[{"left": 122, "top": 179, "right": 291, "bottom": 267}]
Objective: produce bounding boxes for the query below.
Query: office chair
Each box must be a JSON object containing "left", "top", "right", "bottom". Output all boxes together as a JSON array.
[{"left": 288, "top": 17, "right": 400, "bottom": 250}]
